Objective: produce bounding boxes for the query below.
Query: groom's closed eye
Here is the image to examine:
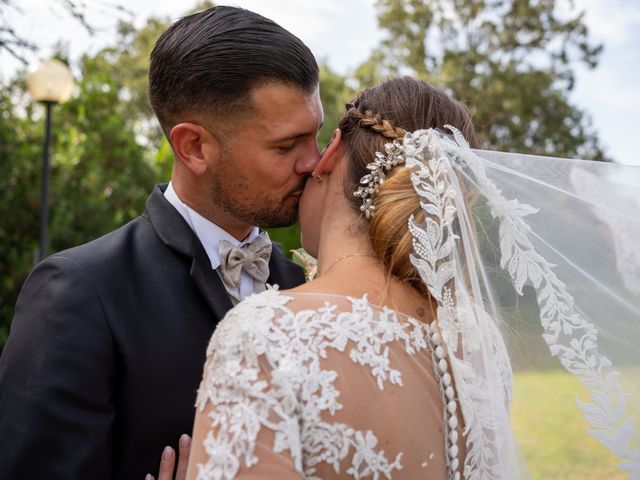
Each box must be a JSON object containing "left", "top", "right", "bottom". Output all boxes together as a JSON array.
[
  {"left": 275, "top": 141, "right": 296, "bottom": 153},
  {"left": 270, "top": 135, "right": 305, "bottom": 153}
]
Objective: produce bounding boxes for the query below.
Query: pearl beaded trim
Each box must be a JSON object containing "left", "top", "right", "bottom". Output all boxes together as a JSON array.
[{"left": 426, "top": 322, "right": 462, "bottom": 480}]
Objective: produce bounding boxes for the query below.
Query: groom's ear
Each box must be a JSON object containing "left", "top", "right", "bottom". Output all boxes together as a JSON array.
[
  {"left": 316, "top": 129, "right": 347, "bottom": 175},
  {"left": 170, "top": 123, "right": 221, "bottom": 176}
]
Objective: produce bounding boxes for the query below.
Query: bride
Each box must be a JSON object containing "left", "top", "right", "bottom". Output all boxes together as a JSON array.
[{"left": 154, "top": 77, "right": 640, "bottom": 479}]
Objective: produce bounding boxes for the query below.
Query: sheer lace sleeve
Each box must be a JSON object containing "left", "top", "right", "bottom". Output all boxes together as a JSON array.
[
  {"left": 186, "top": 290, "right": 304, "bottom": 480},
  {"left": 187, "top": 288, "right": 460, "bottom": 480}
]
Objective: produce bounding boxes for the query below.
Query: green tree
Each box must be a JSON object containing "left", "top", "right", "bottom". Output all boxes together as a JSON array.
[
  {"left": 317, "top": 65, "right": 355, "bottom": 147},
  {"left": 47, "top": 53, "right": 158, "bottom": 251},
  {"left": 358, "top": 0, "right": 606, "bottom": 159},
  {"left": 0, "top": 47, "right": 158, "bottom": 348},
  {"left": 87, "top": 17, "right": 174, "bottom": 178},
  {"left": 0, "top": 79, "right": 43, "bottom": 344}
]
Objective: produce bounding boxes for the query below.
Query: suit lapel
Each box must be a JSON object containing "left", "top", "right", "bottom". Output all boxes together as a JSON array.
[
  {"left": 189, "top": 248, "right": 234, "bottom": 320},
  {"left": 144, "top": 184, "right": 233, "bottom": 321}
]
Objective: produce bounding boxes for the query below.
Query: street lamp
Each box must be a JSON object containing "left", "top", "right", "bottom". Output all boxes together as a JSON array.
[{"left": 26, "top": 59, "right": 74, "bottom": 262}]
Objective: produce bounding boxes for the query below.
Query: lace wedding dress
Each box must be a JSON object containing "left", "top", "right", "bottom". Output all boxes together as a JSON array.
[
  {"left": 189, "top": 128, "right": 639, "bottom": 479},
  {"left": 189, "top": 289, "right": 477, "bottom": 480}
]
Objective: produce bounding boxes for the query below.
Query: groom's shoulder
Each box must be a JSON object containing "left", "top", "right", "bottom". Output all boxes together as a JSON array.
[
  {"left": 70, "top": 213, "right": 150, "bottom": 253},
  {"left": 52, "top": 183, "right": 178, "bottom": 267},
  {"left": 43, "top": 213, "right": 160, "bottom": 277}
]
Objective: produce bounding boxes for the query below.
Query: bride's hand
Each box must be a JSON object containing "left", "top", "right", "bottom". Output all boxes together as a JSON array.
[{"left": 145, "top": 434, "right": 191, "bottom": 480}]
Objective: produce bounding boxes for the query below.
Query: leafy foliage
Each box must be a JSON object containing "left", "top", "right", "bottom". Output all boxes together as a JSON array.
[
  {"left": 356, "top": 0, "right": 607, "bottom": 159},
  {"left": 0, "top": 80, "right": 41, "bottom": 344},
  {"left": 0, "top": 20, "right": 162, "bottom": 348}
]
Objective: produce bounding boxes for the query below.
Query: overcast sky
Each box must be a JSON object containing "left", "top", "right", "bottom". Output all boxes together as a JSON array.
[{"left": 2, "top": 0, "right": 639, "bottom": 166}]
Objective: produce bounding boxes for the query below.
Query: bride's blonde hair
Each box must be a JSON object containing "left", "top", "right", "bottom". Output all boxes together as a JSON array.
[{"left": 338, "top": 77, "right": 478, "bottom": 297}]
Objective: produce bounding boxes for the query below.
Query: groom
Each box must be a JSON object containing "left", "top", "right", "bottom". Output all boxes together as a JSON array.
[{"left": 0, "top": 6, "right": 322, "bottom": 479}]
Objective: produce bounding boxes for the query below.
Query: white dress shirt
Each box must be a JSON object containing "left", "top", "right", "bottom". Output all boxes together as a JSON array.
[{"left": 164, "top": 182, "right": 269, "bottom": 301}]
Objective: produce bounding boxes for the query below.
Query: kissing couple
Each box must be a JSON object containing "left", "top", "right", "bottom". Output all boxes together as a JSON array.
[{"left": 1, "top": 5, "right": 639, "bottom": 480}]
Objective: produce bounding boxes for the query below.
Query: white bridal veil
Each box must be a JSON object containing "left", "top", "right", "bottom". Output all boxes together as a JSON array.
[{"left": 398, "top": 127, "right": 640, "bottom": 478}]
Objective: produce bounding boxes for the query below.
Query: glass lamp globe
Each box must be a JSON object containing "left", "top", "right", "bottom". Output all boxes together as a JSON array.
[{"left": 27, "top": 59, "right": 75, "bottom": 104}]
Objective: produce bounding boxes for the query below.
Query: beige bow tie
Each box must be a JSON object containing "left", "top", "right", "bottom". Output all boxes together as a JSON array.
[{"left": 218, "top": 234, "right": 272, "bottom": 302}]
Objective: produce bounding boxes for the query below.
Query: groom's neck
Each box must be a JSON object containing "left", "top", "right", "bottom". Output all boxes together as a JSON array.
[{"left": 171, "top": 178, "right": 253, "bottom": 241}]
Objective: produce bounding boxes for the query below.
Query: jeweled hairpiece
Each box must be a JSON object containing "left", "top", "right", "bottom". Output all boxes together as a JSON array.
[{"left": 353, "top": 139, "right": 405, "bottom": 219}]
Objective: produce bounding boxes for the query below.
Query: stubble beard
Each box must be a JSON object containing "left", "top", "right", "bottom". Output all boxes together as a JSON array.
[{"left": 209, "top": 169, "right": 300, "bottom": 229}]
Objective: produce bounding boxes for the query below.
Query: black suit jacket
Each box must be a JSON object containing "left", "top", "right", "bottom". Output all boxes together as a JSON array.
[{"left": 0, "top": 185, "right": 305, "bottom": 479}]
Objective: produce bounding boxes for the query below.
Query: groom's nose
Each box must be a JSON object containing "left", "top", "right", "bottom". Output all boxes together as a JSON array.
[{"left": 294, "top": 142, "right": 321, "bottom": 176}]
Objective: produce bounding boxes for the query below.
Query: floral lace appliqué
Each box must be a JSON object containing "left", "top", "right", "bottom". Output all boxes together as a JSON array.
[{"left": 195, "top": 289, "right": 431, "bottom": 480}]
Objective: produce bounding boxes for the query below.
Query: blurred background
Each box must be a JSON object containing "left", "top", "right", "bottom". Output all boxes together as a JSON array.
[{"left": 1, "top": 1, "right": 639, "bottom": 476}]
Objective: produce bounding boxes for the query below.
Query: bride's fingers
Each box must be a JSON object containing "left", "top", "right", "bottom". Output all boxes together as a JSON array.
[
  {"left": 156, "top": 446, "right": 176, "bottom": 480},
  {"left": 175, "top": 434, "right": 192, "bottom": 480}
]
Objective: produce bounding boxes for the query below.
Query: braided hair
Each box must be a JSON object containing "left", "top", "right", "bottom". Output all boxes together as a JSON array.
[
  {"left": 337, "top": 77, "right": 478, "bottom": 296},
  {"left": 339, "top": 77, "right": 478, "bottom": 217},
  {"left": 340, "top": 106, "right": 407, "bottom": 139}
]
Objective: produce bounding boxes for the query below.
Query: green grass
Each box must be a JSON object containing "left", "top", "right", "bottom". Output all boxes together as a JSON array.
[{"left": 511, "top": 369, "right": 639, "bottom": 479}]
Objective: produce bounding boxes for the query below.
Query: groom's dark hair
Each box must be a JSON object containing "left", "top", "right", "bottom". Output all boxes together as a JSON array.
[{"left": 148, "top": 6, "right": 319, "bottom": 136}]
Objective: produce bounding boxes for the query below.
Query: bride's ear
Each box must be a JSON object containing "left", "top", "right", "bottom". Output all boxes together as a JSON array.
[{"left": 314, "top": 129, "right": 347, "bottom": 176}]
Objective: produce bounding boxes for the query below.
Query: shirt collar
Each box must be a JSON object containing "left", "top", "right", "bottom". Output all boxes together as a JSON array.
[{"left": 164, "top": 182, "right": 264, "bottom": 269}]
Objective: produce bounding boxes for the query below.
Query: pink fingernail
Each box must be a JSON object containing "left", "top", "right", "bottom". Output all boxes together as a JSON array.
[
  {"left": 180, "top": 433, "right": 191, "bottom": 448},
  {"left": 162, "top": 446, "right": 173, "bottom": 460}
]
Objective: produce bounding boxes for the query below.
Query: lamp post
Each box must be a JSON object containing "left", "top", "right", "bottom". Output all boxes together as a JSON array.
[{"left": 26, "top": 59, "right": 74, "bottom": 262}]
